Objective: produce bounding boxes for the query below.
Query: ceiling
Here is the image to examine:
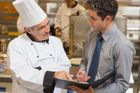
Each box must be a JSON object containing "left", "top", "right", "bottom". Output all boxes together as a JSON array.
[{"left": 0, "top": 0, "right": 139, "bottom": 33}]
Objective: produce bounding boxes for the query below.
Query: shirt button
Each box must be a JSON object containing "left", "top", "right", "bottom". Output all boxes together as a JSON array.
[{"left": 50, "top": 54, "right": 52, "bottom": 56}]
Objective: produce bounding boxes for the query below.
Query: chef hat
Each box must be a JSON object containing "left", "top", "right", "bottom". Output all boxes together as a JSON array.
[
  {"left": 16, "top": 0, "right": 38, "bottom": 33},
  {"left": 17, "top": 17, "right": 24, "bottom": 33},
  {"left": 13, "top": 0, "right": 47, "bottom": 27}
]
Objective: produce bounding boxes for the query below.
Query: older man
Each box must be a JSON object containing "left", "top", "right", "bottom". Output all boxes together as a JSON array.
[{"left": 7, "top": 0, "right": 71, "bottom": 93}]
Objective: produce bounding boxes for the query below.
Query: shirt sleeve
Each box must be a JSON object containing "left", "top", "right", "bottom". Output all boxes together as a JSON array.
[
  {"left": 54, "top": 6, "right": 63, "bottom": 28},
  {"left": 80, "top": 39, "right": 88, "bottom": 71},
  {"left": 95, "top": 45, "right": 135, "bottom": 93}
]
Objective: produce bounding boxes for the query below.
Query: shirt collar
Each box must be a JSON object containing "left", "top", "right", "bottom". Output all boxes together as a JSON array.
[
  {"left": 26, "top": 33, "right": 49, "bottom": 44},
  {"left": 102, "top": 23, "right": 117, "bottom": 42}
]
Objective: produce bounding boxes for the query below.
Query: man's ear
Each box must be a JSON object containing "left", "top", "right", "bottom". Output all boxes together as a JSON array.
[
  {"left": 24, "top": 27, "right": 31, "bottom": 33},
  {"left": 105, "top": 15, "right": 112, "bottom": 23}
]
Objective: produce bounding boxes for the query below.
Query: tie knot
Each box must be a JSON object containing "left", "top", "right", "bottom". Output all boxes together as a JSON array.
[{"left": 97, "top": 33, "right": 103, "bottom": 40}]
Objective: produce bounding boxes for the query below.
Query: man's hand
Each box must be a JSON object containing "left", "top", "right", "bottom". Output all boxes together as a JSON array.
[
  {"left": 54, "top": 71, "right": 72, "bottom": 80},
  {"left": 76, "top": 69, "right": 90, "bottom": 82},
  {"left": 55, "top": 27, "right": 62, "bottom": 37},
  {"left": 69, "top": 85, "right": 94, "bottom": 93}
]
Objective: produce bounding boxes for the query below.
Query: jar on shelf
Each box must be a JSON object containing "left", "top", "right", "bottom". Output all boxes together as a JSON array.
[
  {"left": 0, "top": 53, "right": 6, "bottom": 72},
  {"left": 0, "top": 39, "right": 8, "bottom": 54},
  {"left": 1, "top": 25, "right": 8, "bottom": 35}
]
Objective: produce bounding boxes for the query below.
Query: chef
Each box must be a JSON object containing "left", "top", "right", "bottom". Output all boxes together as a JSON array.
[
  {"left": 7, "top": 0, "right": 71, "bottom": 93},
  {"left": 54, "top": 0, "right": 86, "bottom": 54}
]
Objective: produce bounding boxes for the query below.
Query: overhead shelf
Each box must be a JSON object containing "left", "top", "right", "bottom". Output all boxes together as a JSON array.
[
  {"left": 118, "top": 0, "right": 140, "bottom": 6},
  {"left": 0, "top": 2, "right": 18, "bottom": 33}
]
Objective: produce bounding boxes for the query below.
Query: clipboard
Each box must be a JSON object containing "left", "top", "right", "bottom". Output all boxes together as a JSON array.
[
  {"left": 55, "top": 78, "right": 90, "bottom": 89},
  {"left": 55, "top": 69, "right": 116, "bottom": 89}
]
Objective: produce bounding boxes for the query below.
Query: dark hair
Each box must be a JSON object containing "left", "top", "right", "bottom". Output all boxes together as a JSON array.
[{"left": 87, "top": 0, "right": 118, "bottom": 20}]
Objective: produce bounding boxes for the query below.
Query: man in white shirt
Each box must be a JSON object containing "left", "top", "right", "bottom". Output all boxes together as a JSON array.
[
  {"left": 54, "top": 0, "right": 85, "bottom": 54},
  {"left": 8, "top": 0, "right": 71, "bottom": 93}
]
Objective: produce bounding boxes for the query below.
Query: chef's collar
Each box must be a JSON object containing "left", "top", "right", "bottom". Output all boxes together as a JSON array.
[{"left": 26, "top": 33, "right": 49, "bottom": 44}]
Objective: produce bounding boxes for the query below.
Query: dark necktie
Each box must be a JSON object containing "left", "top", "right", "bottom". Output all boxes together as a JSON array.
[{"left": 88, "top": 33, "right": 103, "bottom": 83}]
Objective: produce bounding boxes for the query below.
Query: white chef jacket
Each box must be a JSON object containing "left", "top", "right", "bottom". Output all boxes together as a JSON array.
[
  {"left": 7, "top": 33, "right": 71, "bottom": 93},
  {"left": 54, "top": 3, "right": 85, "bottom": 42}
]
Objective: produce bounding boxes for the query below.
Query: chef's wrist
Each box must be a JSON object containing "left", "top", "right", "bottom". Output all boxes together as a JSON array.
[
  {"left": 43, "top": 71, "right": 55, "bottom": 87},
  {"left": 43, "top": 71, "right": 55, "bottom": 93}
]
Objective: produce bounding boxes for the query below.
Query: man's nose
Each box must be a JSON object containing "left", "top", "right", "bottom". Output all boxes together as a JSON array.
[{"left": 44, "top": 26, "right": 50, "bottom": 32}]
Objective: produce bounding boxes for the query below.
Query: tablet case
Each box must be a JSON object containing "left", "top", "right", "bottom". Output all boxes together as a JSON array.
[{"left": 55, "top": 69, "right": 116, "bottom": 89}]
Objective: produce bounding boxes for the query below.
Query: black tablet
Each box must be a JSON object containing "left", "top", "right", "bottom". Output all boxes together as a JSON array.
[
  {"left": 55, "top": 69, "right": 116, "bottom": 89},
  {"left": 55, "top": 78, "right": 90, "bottom": 89}
]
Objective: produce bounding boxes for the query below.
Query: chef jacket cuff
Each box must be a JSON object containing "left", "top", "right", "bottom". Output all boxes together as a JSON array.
[{"left": 43, "top": 71, "right": 55, "bottom": 87}]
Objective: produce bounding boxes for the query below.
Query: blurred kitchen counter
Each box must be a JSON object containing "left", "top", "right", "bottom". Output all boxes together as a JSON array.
[
  {"left": 0, "top": 69, "right": 12, "bottom": 82},
  {"left": 0, "top": 69, "right": 12, "bottom": 93}
]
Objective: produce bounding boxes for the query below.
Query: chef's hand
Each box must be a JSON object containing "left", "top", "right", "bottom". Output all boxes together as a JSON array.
[
  {"left": 55, "top": 27, "right": 62, "bottom": 37},
  {"left": 69, "top": 85, "right": 94, "bottom": 93},
  {"left": 76, "top": 69, "right": 90, "bottom": 82},
  {"left": 54, "top": 71, "right": 72, "bottom": 80}
]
